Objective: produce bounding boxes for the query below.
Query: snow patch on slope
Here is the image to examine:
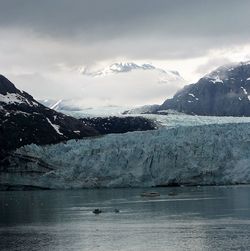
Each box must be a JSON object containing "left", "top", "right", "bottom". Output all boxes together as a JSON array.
[
  {"left": 0, "top": 92, "right": 39, "bottom": 107},
  {"left": 241, "top": 87, "right": 248, "bottom": 95},
  {"left": 210, "top": 76, "right": 224, "bottom": 84},
  {"left": 0, "top": 93, "right": 26, "bottom": 105},
  {"left": 46, "top": 118, "right": 63, "bottom": 136}
]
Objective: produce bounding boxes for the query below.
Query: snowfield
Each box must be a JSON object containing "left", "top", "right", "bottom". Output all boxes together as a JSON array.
[
  {"left": 3, "top": 115, "right": 250, "bottom": 189},
  {"left": 0, "top": 92, "right": 38, "bottom": 107}
]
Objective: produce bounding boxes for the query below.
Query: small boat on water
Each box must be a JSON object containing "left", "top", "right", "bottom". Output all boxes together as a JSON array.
[
  {"left": 168, "top": 191, "right": 178, "bottom": 196},
  {"left": 140, "top": 191, "right": 160, "bottom": 197},
  {"left": 92, "top": 209, "right": 102, "bottom": 214}
]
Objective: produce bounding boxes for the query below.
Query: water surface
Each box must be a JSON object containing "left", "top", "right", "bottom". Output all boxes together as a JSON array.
[{"left": 0, "top": 186, "right": 250, "bottom": 250}]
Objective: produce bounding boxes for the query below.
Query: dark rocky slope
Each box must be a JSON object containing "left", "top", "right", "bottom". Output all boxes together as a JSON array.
[
  {"left": 0, "top": 75, "right": 99, "bottom": 160},
  {"left": 157, "top": 62, "right": 250, "bottom": 116},
  {"left": 80, "top": 116, "right": 158, "bottom": 135}
]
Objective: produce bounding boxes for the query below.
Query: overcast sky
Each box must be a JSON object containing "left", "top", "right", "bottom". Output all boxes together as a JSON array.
[{"left": 1, "top": 0, "right": 250, "bottom": 106}]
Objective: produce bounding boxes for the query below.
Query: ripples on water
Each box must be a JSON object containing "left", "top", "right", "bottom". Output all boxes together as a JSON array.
[{"left": 0, "top": 186, "right": 250, "bottom": 251}]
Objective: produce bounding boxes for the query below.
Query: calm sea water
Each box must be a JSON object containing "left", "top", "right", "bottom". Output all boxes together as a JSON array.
[{"left": 0, "top": 186, "right": 250, "bottom": 251}]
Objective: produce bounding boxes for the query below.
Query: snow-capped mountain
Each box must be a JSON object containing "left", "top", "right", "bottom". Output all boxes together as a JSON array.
[
  {"left": 38, "top": 62, "right": 186, "bottom": 112},
  {"left": 83, "top": 62, "right": 155, "bottom": 76},
  {"left": 156, "top": 61, "right": 250, "bottom": 116},
  {"left": 82, "top": 62, "right": 185, "bottom": 84},
  {"left": 0, "top": 74, "right": 99, "bottom": 159}
]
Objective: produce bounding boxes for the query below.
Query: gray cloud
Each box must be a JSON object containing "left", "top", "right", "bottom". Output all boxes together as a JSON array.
[
  {"left": 1, "top": 1, "right": 250, "bottom": 36},
  {"left": 1, "top": 0, "right": 250, "bottom": 59},
  {"left": 1, "top": 0, "right": 250, "bottom": 105},
  {"left": 195, "top": 58, "right": 233, "bottom": 77}
]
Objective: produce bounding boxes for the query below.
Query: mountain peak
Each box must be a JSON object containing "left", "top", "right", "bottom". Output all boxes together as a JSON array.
[
  {"left": 0, "top": 75, "right": 99, "bottom": 159},
  {"left": 155, "top": 60, "right": 250, "bottom": 116},
  {"left": 108, "top": 62, "right": 156, "bottom": 73},
  {"left": 81, "top": 62, "right": 185, "bottom": 87},
  {"left": 82, "top": 62, "right": 157, "bottom": 77},
  {"left": 0, "top": 74, "right": 18, "bottom": 95},
  {"left": 203, "top": 61, "right": 250, "bottom": 84},
  {"left": 82, "top": 62, "right": 182, "bottom": 78}
]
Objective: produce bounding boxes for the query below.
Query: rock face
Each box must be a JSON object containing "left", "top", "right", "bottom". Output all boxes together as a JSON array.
[
  {"left": 80, "top": 116, "right": 157, "bottom": 135},
  {"left": 2, "top": 122, "right": 250, "bottom": 189},
  {"left": 158, "top": 62, "right": 250, "bottom": 116},
  {"left": 0, "top": 75, "right": 99, "bottom": 160}
]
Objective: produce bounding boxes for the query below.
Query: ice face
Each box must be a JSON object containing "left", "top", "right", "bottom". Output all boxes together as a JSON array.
[{"left": 4, "top": 117, "right": 250, "bottom": 189}]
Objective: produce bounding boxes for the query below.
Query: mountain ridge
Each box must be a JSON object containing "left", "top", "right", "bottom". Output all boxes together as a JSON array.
[
  {"left": 141, "top": 61, "right": 250, "bottom": 116},
  {"left": 0, "top": 75, "right": 99, "bottom": 160},
  {"left": 81, "top": 62, "right": 185, "bottom": 85}
]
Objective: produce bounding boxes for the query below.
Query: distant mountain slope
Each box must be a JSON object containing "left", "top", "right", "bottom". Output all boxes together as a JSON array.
[
  {"left": 80, "top": 116, "right": 158, "bottom": 135},
  {"left": 123, "top": 105, "right": 160, "bottom": 115},
  {"left": 158, "top": 61, "right": 250, "bottom": 116},
  {"left": 39, "top": 99, "right": 83, "bottom": 111},
  {"left": 38, "top": 62, "right": 186, "bottom": 110},
  {"left": 0, "top": 75, "right": 99, "bottom": 159}
]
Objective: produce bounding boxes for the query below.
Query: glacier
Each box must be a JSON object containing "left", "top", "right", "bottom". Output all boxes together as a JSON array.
[{"left": 2, "top": 115, "right": 250, "bottom": 189}]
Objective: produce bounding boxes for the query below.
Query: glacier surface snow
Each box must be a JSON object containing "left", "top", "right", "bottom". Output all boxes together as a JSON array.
[{"left": 4, "top": 115, "right": 250, "bottom": 189}]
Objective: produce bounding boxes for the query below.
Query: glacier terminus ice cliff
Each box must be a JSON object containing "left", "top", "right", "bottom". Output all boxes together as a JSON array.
[{"left": 1, "top": 116, "right": 250, "bottom": 189}]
